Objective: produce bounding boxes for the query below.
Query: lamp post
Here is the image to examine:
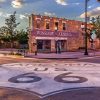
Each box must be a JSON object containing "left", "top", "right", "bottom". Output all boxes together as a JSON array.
[
  {"left": 84, "top": 0, "right": 89, "bottom": 55},
  {"left": 84, "top": 0, "right": 99, "bottom": 55}
]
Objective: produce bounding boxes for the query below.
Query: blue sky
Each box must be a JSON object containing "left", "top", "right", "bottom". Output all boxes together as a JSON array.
[{"left": 0, "top": 0, "right": 100, "bottom": 29}]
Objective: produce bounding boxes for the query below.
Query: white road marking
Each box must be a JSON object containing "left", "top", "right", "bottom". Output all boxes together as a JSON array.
[{"left": 0, "top": 63, "right": 100, "bottom": 96}]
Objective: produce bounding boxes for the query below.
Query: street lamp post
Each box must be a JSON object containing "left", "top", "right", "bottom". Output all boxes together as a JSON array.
[
  {"left": 84, "top": 0, "right": 89, "bottom": 55},
  {"left": 82, "top": 0, "right": 99, "bottom": 55}
]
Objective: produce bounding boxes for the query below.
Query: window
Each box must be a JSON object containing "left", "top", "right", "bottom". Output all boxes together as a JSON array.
[
  {"left": 55, "top": 22, "right": 59, "bottom": 30},
  {"left": 63, "top": 23, "right": 66, "bottom": 30},
  {"left": 37, "top": 40, "right": 43, "bottom": 50},
  {"left": 37, "top": 40, "right": 51, "bottom": 51},
  {"left": 46, "top": 22, "right": 50, "bottom": 29},
  {"left": 44, "top": 40, "right": 51, "bottom": 49}
]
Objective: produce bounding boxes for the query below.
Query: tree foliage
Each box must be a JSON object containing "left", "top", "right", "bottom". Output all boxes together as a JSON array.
[
  {"left": 0, "top": 11, "right": 20, "bottom": 48},
  {"left": 5, "top": 11, "right": 20, "bottom": 35},
  {"left": 91, "top": 16, "right": 100, "bottom": 39},
  {"left": 16, "top": 29, "right": 28, "bottom": 44},
  {"left": 0, "top": 11, "right": 20, "bottom": 42}
]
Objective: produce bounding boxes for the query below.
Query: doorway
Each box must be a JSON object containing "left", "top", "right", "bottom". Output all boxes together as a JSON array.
[{"left": 55, "top": 40, "right": 67, "bottom": 53}]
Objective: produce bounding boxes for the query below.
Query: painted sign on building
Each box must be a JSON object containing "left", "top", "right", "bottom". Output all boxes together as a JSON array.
[{"left": 32, "top": 30, "right": 79, "bottom": 37}]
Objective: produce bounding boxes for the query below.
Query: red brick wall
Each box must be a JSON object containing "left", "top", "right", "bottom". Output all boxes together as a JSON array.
[{"left": 29, "top": 14, "right": 99, "bottom": 52}]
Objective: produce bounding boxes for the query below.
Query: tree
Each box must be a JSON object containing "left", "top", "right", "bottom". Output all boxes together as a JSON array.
[
  {"left": 0, "top": 12, "right": 20, "bottom": 48},
  {"left": 91, "top": 16, "right": 100, "bottom": 48},
  {"left": 0, "top": 26, "right": 11, "bottom": 48},
  {"left": 16, "top": 29, "right": 28, "bottom": 48},
  {"left": 0, "top": 11, "right": 20, "bottom": 48}
]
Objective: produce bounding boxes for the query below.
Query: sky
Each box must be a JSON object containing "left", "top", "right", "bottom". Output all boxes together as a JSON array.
[{"left": 0, "top": 0, "right": 100, "bottom": 30}]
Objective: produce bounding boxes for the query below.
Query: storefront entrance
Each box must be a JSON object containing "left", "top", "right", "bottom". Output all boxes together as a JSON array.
[
  {"left": 55, "top": 40, "right": 67, "bottom": 53},
  {"left": 37, "top": 40, "right": 51, "bottom": 52}
]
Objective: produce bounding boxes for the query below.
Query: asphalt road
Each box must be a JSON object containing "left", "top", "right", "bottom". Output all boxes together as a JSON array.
[
  {"left": 0, "top": 56, "right": 100, "bottom": 100},
  {"left": 0, "top": 56, "right": 75, "bottom": 64},
  {"left": 74, "top": 56, "right": 100, "bottom": 64},
  {"left": 0, "top": 57, "right": 52, "bottom": 64},
  {"left": 0, "top": 56, "right": 100, "bottom": 64}
]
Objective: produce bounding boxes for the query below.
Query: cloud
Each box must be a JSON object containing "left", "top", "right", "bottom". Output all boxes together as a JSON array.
[
  {"left": 19, "top": 14, "right": 28, "bottom": 19},
  {"left": 80, "top": 7, "right": 100, "bottom": 18},
  {"left": 55, "top": 0, "right": 81, "bottom": 6},
  {"left": 0, "top": 12, "right": 3, "bottom": 16},
  {"left": 44, "top": 12, "right": 55, "bottom": 16},
  {"left": 0, "top": 0, "right": 6, "bottom": 2},
  {"left": 3, "top": 13, "right": 11, "bottom": 18},
  {"left": 88, "top": 6, "right": 92, "bottom": 9},
  {"left": 55, "top": 0, "right": 68, "bottom": 6},
  {"left": 73, "top": 3, "right": 80, "bottom": 5},
  {"left": 0, "top": 12, "right": 11, "bottom": 18},
  {"left": 11, "top": 0, "right": 24, "bottom": 8}
]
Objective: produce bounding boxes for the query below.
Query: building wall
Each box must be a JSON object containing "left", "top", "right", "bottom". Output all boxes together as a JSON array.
[{"left": 29, "top": 14, "right": 98, "bottom": 53}]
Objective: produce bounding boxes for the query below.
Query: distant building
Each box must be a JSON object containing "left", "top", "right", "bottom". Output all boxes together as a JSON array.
[{"left": 28, "top": 14, "right": 99, "bottom": 53}]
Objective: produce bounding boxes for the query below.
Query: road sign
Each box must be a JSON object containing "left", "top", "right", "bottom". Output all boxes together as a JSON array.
[{"left": 91, "top": 30, "right": 97, "bottom": 40}]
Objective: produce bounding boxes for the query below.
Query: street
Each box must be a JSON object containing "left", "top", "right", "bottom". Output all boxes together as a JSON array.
[
  {"left": 0, "top": 56, "right": 100, "bottom": 100},
  {"left": 75, "top": 56, "right": 100, "bottom": 64},
  {"left": 0, "top": 55, "right": 100, "bottom": 64},
  {"left": 0, "top": 0, "right": 100, "bottom": 99}
]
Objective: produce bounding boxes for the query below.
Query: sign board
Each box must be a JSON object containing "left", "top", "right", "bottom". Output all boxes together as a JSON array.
[
  {"left": 91, "top": 30, "right": 96, "bottom": 40},
  {"left": 32, "top": 29, "right": 79, "bottom": 37}
]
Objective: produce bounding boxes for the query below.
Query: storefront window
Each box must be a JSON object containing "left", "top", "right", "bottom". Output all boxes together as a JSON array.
[
  {"left": 37, "top": 40, "right": 51, "bottom": 52},
  {"left": 37, "top": 40, "right": 43, "bottom": 49},
  {"left": 44, "top": 40, "right": 51, "bottom": 49}
]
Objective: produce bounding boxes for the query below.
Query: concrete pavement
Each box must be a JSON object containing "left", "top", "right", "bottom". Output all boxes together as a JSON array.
[
  {"left": 0, "top": 63, "right": 100, "bottom": 100},
  {"left": 26, "top": 50, "right": 100, "bottom": 59},
  {"left": 0, "top": 49, "right": 100, "bottom": 59}
]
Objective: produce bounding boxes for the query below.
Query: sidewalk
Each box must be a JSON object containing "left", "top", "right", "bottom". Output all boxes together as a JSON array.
[
  {"left": 26, "top": 50, "right": 100, "bottom": 59},
  {"left": 0, "top": 49, "right": 100, "bottom": 59}
]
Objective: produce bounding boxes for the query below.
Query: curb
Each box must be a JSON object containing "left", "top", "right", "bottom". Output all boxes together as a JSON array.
[
  {"left": 0, "top": 53, "right": 100, "bottom": 59},
  {"left": 30, "top": 57, "right": 79, "bottom": 59},
  {"left": 78, "top": 55, "right": 100, "bottom": 60}
]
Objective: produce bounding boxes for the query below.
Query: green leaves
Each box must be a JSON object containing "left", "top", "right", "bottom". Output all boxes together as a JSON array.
[
  {"left": 16, "top": 29, "right": 28, "bottom": 44},
  {"left": 0, "top": 11, "right": 21, "bottom": 48},
  {"left": 91, "top": 16, "right": 100, "bottom": 39},
  {"left": 5, "top": 11, "right": 20, "bottom": 35}
]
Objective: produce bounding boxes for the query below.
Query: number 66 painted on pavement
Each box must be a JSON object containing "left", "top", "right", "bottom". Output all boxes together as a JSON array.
[{"left": 8, "top": 72, "right": 88, "bottom": 83}]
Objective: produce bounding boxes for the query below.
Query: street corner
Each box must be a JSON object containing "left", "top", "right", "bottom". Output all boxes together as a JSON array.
[{"left": 0, "top": 62, "right": 100, "bottom": 99}]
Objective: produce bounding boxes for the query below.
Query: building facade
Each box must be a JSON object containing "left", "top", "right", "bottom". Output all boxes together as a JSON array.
[{"left": 28, "top": 14, "right": 98, "bottom": 53}]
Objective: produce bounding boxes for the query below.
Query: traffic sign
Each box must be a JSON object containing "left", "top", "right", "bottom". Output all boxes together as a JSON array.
[{"left": 91, "top": 30, "right": 97, "bottom": 40}]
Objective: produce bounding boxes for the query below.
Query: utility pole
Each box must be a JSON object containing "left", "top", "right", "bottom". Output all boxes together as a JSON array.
[{"left": 84, "top": 0, "right": 89, "bottom": 55}]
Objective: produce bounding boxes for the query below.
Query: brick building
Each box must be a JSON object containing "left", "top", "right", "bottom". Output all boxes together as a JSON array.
[{"left": 28, "top": 14, "right": 99, "bottom": 53}]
